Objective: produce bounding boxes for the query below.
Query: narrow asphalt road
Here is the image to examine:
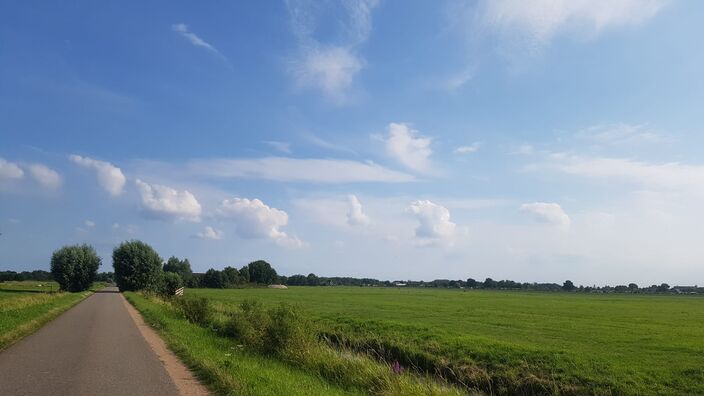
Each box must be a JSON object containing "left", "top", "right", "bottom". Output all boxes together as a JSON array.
[{"left": 0, "top": 287, "right": 180, "bottom": 395}]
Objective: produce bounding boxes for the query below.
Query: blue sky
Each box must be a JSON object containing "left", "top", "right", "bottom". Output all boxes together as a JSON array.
[{"left": 2, "top": 0, "right": 703, "bottom": 285}]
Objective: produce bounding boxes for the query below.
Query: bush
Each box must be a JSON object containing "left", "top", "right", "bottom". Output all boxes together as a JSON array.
[
  {"left": 173, "top": 296, "right": 213, "bottom": 326},
  {"left": 262, "top": 303, "right": 312, "bottom": 357},
  {"left": 224, "top": 299, "right": 270, "bottom": 349},
  {"left": 112, "top": 240, "right": 163, "bottom": 291},
  {"left": 50, "top": 244, "right": 101, "bottom": 292},
  {"left": 158, "top": 272, "right": 184, "bottom": 298},
  {"left": 223, "top": 299, "right": 312, "bottom": 357}
]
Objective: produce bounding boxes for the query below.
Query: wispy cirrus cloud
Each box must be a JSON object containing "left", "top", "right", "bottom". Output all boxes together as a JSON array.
[
  {"left": 473, "top": 0, "right": 669, "bottom": 55},
  {"left": 574, "top": 123, "right": 665, "bottom": 145},
  {"left": 186, "top": 157, "right": 414, "bottom": 183},
  {"left": 526, "top": 153, "right": 704, "bottom": 194},
  {"left": 286, "top": 0, "right": 379, "bottom": 103},
  {"left": 172, "top": 23, "right": 226, "bottom": 60}
]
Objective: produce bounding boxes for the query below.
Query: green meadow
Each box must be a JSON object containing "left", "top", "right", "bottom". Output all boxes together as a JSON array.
[
  {"left": 169, "top": 287, "right": 704, "bottom": 395},
  {"left": 0, "top": 281, "right": 97, "bottom": 350}
]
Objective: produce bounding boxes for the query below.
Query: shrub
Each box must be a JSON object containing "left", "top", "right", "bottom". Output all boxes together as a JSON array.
[
  {"left": 223, "top": 299, "right": 312, "bottom": 357},
  {"left": 224, "top": 299, "right": 270, "bottom": 349},
  {"left": 50, "top": 244, "right": 101, "bottom": 292},
  {"left": 173, "top": 296, "right": 213, "bottom": 326},
  {"left": 112, "top": 240, "right": 163, "bottom": 291},
  {"left": 262, "top": 303, "right": 312, "bottom": 357},
  {"left": 158, "top": 272, "right": 184, "bottom": 298}
]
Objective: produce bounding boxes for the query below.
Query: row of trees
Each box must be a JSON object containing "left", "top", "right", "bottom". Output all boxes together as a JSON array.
[
  {"left": 0, "top": 270, "right": 53, "bottom": 282},
  {"left": 186, "top": 260, "right": 279, "bottom": 288},
  {"left": 4, "top": 240, "right": 699, "bottom": 295}
]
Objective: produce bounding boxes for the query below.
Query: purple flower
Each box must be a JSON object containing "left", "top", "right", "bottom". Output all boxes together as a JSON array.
[{"left": 391, "top": 361, "right": 404, "bottom": 375}]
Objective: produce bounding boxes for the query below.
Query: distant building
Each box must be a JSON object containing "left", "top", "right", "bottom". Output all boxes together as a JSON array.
[{"left": 672, "top": 286, "right": 698, "bottom": 294}]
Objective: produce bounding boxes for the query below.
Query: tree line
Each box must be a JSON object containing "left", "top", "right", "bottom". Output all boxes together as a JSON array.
[{"left": 2, "top": 240, "right": 701, "bottom": 295}]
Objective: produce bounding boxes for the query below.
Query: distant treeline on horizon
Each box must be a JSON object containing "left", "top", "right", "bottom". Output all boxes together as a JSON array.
[{"left": 2, "top": 267, "right": 700, "bottom": 295}]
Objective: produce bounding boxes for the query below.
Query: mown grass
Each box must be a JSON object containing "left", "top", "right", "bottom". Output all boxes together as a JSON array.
[
  {"left": 0, "top": 281, "right": 94, "bottom": 350},
  {"left": 187, "top": 287, "right": 704, "bottom": 395}
]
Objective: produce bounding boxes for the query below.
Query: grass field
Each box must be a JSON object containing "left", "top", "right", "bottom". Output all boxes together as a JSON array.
[
  {"left": 177, "top": 287, "right": 704, "bottom": 395},
  {"left": 0, "top": 281, "right": 98, "bottom": 350}
]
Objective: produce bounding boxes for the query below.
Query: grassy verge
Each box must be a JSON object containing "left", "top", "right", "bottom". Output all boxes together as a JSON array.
[
  {"left": 125, "top": 292, "right": 464, "bottom": 396},
  {"left": 0, "top": 289, "right": 92, "bottom": 350},
  {"left": 124, "top": 292, "right": 358, "bottom": 396},
  {"left": 0, "top": 281, "right": 105, "bottom": 350}
]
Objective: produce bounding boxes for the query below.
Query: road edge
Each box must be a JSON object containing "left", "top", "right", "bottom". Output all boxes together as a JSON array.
[{"left": 121, "top": 293, "right": 211, "bottom": 396}]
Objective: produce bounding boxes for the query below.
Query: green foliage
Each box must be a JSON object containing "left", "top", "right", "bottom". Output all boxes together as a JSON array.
[
  {"left": 224, "top": 299, "right": 270, "bottom": 350},
  {"left": 224, "top": 299, "right": 313, "bottom": 356},
  {"left": 202, "top": 268, "right": 225, "bottom": 288},
  {"left": 163, "top": 256, "right": 193, "bottom": 280},
  {"left": 50, "top": 244, "right": 101, "bottom": 292},
  {"left": 262, "top": 303, "right": 313, "bottom": 356},
  {"left": 159, "top": 272, "right": 184, "bottom": 298},
  {"left": 247, "top": 260, "right": 277, "bottom": 284},
  {"left": 112, "top": 240, "right": 163, "bottom": 291},
  {"left": 238, "top": 265, "right": 250, "bottom": 283},
  {"left": 221, "top": 266, "right": 242, "bottom": 286},
  {"left": 562, "top": 280, "right": 575, "bottom": 291},
  {"left": 173, "top": 295, "right": 213, "bottom": 326}
]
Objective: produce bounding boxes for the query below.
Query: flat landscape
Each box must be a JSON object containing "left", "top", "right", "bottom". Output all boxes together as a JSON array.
[{"left": 174, "top": 287, "right": 704, "bottom": 395}]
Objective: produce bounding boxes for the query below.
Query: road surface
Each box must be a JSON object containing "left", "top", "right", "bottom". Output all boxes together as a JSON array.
[{"left": 0, "top": 287, "right": 180, "bottom": 395}]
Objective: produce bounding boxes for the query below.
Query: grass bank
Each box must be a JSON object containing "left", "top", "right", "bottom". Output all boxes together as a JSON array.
[
  {"left": 125, "top": 292, "right": 464, "bottom": 396},
  {"left": 189, "top": 287, "right": 704, "bottom": 395},
  {"left": 0, "top": 281, "right": 96, "bottom": 350}
]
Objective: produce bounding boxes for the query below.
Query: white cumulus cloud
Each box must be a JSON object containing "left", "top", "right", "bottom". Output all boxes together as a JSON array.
[
  {"left": 0, "top": 158, "right": 24, "bottom": 180},
  {"left": 196, "top": 226, "right": 223, "bottom": 240},
  {"left": 135, "top": 179, "right": 202, "bottom": 222},
  {"left": 218, "top": 197, "right": 303, "bottom": 248},
  {"left": 408, "top": 200, "right": 457, "bottom": 242},
  {"left": 384, "top": 123, "right": 433, "bottom": 173},
  {"left": 520, "top": 202, "right": 571, "bottom": 226},
  {"left": 347, "top": 194, "right": 370, "bottom": 226},
  {"left": 70, "top": 155, "right": 126, "bottom": 196},
  {"left": 28, "top": 164, "right": 62, "bottom": 189}
]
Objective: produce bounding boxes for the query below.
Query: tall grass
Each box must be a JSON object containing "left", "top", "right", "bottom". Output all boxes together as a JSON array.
[{"left": 137, "top": 293, "right": 464, "bottom": 395}]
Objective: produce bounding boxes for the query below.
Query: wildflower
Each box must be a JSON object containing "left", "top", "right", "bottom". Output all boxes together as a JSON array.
[{"left": 391, "top": 361, "right": 404, "bottom": 375}]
